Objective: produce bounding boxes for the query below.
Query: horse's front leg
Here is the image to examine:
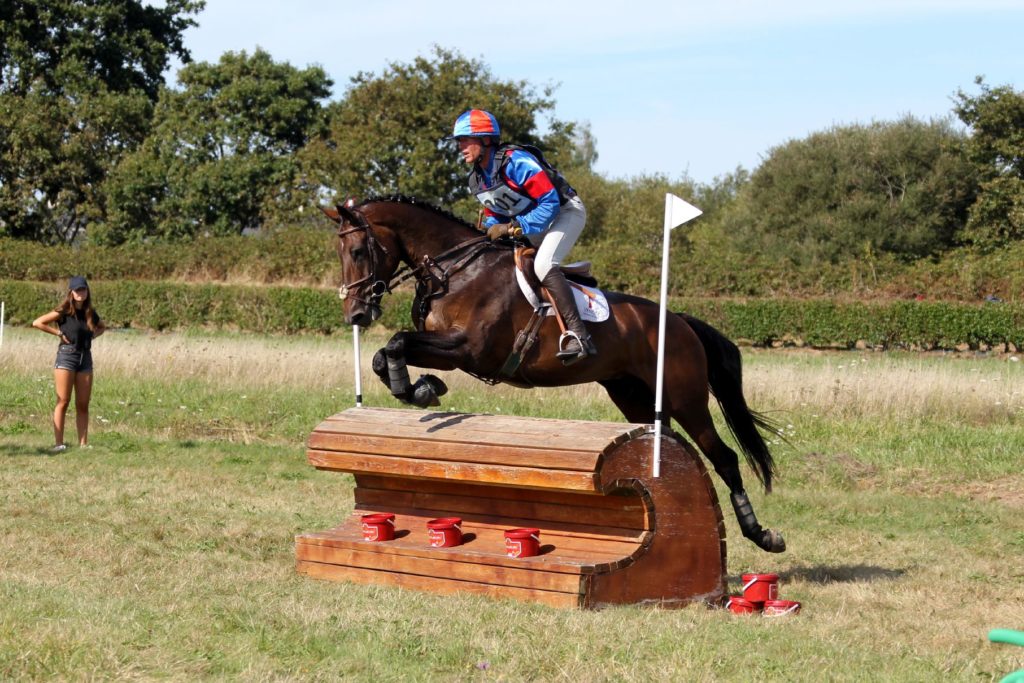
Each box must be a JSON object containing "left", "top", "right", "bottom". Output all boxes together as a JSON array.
[{"left": 372, "top": 330, "right": 468, "bottom": 408}]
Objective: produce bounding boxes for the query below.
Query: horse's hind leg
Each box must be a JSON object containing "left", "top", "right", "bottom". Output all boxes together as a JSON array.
[{"left": 672, "top": 397, "right": 785, "bottom": 553}]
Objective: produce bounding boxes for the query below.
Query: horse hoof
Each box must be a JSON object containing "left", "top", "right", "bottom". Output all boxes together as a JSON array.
[
  {"left": 411, "top": 377, "right": 442, "bottom": 408},
  {"left": 421, "top": 374, "right": 448, "bottom": 397},
  {"left": 371, "top": 349, "right": 387, "bottom": 377},
  {"left": 763, "top": 530, "right": 786, "bottom": 553}
]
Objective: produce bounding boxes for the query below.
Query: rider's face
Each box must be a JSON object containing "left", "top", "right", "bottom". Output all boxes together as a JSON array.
[{"left": 456, "top": 137, "right": 487, "bottom": 165}]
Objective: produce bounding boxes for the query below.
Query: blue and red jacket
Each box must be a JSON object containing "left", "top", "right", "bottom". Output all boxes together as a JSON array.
[{"left": 468, "top": 144, "right": 574, "bottom": 235}]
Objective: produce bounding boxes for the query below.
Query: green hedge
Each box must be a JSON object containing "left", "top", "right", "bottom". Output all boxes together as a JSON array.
[{"left": 2, "top": 280, "right": 1022, "bottom": 349}]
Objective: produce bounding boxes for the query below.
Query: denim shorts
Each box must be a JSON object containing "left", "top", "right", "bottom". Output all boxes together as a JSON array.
[{"left": 55, "top": 344, "right": 93, "bottom": 373}]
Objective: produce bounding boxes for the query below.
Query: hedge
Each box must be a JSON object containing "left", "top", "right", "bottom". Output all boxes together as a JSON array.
[{"left": 2, "top": 279, "right": 1022, "bottom": 350}]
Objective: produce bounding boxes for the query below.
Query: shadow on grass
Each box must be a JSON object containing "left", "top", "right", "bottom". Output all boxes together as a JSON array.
[
  {"left": 780, "top": 564, "right": 906, "bottom": 584},
  {"left": 728, "top": 564, "right": 905, "bottom": 586},
  {"left": 0, "top": 442, "right": 60, "bottom": 458}
]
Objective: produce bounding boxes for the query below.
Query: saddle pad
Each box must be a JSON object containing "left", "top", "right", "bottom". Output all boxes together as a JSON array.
[{"left": 515, "top": 269, "right": 610, "bottom": 323}]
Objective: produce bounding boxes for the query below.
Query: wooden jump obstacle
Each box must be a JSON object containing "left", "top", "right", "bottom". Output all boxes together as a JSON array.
[{"left": 295, "top": 407, "right": 727, "bottom": 609}]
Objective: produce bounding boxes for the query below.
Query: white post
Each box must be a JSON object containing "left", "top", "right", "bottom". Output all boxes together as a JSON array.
[
  {"left": 653, "top": 194, "right": 702, "bottom": 477},
  {"left": 353, "top": 324, "right": 363, "bottom": 407},
  {"left": 0, "top": 301, "right": 5, "bottom": 349}
]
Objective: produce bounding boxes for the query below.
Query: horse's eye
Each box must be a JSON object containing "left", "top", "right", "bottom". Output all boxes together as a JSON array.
[{"left": 351, "top": 246, "right": 367, "bottom": 260}]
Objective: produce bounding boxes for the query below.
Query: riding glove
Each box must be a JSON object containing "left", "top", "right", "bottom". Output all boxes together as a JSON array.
[{"left": 486, "top": 223, "right": 507, "bottom": 241}]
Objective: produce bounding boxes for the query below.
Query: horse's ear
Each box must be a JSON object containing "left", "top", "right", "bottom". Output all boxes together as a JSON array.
[{"left": 320, "top": 205, "right": 341, "bottom": 222}]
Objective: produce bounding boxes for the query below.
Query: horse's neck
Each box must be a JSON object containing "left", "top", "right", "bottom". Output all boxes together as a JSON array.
[{"left": 374, "top": 206, "right": 479, "bottom": 265}]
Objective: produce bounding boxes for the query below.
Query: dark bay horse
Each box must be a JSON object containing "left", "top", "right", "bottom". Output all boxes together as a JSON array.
[{"left": 324, "top": 196, "right": 785, "bottom": 553}]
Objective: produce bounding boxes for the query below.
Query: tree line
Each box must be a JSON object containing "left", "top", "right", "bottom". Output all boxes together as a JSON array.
[{"left": 2, "top": 1, "right": 1022, "bottom": 275}]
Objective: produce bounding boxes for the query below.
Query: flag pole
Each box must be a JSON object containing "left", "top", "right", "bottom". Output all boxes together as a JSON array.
[
  {"left": 353, "top": 324, "right": 363, "bottom": 407},
  {"left": 653, "top": 194, "right": 702, "bottom": 477}
]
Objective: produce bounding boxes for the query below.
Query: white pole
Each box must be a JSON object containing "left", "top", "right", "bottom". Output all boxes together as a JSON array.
[
  {"left": 0, "top": 301, "right": 4, "bottom": 349},
  {"left": 653, "top": 194, "right": 703, "bottom": 477},
  {"left": 353, "top": 324, "right": 363, "bottom": 407}
]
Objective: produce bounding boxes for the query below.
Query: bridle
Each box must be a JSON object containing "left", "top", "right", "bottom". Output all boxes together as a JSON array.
[{"left": 336, "top": 213, "right": 390, "bottom": 317}]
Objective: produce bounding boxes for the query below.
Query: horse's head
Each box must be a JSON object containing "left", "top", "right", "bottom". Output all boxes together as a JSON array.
[{"left": 322, "top": 201, "right": 397, "bottom": 327}]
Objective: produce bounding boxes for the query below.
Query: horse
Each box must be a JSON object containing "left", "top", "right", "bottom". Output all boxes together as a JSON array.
[{"left": 323, "top": 195, "right": 785, "bottom": 553}]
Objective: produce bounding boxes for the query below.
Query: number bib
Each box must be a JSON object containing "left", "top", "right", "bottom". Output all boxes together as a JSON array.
[{"left": 473, "top": 183, "right": 534, "bottom": 216}]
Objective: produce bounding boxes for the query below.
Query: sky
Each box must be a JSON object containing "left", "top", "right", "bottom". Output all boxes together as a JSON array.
[{"left": 170, "top": 0, "right": 1024, "bottom": 185}]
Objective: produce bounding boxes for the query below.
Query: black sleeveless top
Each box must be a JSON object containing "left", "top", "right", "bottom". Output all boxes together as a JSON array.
[{"left": 57, "top": 309, "right": 101, "bottom": 352}]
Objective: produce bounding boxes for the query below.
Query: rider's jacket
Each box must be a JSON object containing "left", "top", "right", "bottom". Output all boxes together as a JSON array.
[{"left": 468, "top": 144, "right": 576, "bottom": 235}]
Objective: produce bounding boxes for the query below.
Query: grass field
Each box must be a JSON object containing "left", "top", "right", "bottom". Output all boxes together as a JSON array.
[{"left": 1, "top": 326, "right": 1022, "bottom": 681}]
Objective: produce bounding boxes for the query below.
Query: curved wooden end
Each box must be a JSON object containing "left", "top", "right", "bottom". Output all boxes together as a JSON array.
[{"left": 590, "top": 432, "right": 727, "bottom": 607}]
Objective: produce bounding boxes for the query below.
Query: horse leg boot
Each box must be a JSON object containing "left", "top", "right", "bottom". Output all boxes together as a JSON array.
[
  {"left": 541, "top": 271, "right": 597, "bottom": 366},
  {"left": 731, "top": 491, "right": 786, "bottom": 553}
]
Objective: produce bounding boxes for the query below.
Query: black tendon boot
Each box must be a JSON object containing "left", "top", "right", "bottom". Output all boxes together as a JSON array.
[{"left": 541, "top": 270, "right": 597, "bottom": 365}]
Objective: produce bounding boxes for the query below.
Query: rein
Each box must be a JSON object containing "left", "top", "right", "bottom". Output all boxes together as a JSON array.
[{"left": 337, "top": 214, "right": 490, "bottom": 318}]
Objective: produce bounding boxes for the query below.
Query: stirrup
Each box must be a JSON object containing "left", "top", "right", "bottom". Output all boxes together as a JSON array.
[{"left": 556, "top": 331, "right": 595, "bottom": 365}]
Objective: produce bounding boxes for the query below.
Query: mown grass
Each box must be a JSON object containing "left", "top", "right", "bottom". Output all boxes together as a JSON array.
[{"left": 1, "top": 326, "right": 1022, "bottom": 681}]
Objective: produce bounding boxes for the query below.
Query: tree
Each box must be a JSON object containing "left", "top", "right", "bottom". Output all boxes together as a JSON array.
[
  {"left": 0, "top": 0, "right": 203, "bottom": 242},
  {"left": 717, "top": 117, "right": 977, "bottom": 265},
  {"left": 300, "top": 46, "right": 581, "bottom": 219},
  {"left": 954, "top": 77, "right": 1024, "bottom": 247},
  {"left": 99, "top": 49, "right": 332, "bottom": 243}
]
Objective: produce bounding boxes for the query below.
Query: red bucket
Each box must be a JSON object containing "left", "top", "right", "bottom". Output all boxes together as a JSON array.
[
  {"left": 504, "top": 528, "right": 541, "bottom": 558},
  {"left": 741, "top": 573, "right": 779, "bottom": 605},
  {"left": 426, "top": 517, "right": 463, "bottom": 547},
  {"left": 361, "top": 513, "right": 395, "bottom": 542},
  {"left": 763, "top": 599, "right": 801, "bottom": 617},
  {"left": 725, "top": 595, "right": 760, "bottom": 614}
]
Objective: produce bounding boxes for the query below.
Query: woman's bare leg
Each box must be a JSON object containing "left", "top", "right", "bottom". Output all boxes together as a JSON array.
[
  {"left": 53, "top": 368, "right": 75, "bottom": 446},
  {"left": 74, "top": 371, "right": 93, "bottom": 446}
]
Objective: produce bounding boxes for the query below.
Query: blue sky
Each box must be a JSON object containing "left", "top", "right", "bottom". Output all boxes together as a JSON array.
[{"left": 173, "top": 1, "right": 1023, "bottom": 184}]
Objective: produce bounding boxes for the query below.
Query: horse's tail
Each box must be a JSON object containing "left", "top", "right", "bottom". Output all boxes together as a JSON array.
[{"left": 678, "top": 313, "right": 779, "bottom": 493}]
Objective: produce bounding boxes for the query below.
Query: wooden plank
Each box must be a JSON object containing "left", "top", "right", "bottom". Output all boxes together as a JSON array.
[
  {"left": 312, "top": 419, "right": 617, "bottom": 453},
  {"left": 356, "top": 475, "right": 639, "bottom": 510},
  {"left": 345, "top": 502, "right": 646, "bottom": 550},
  {"left": 319, "top": 407, "right": 643, "bottom": 446},
  {"left": 297, "top": 560, "right": 583, "bottom": 609},
  {"left": 307, "top": 449, "right": 599, "bottom": 491},
  {"left": 354, "top": 487, "right": 647, "bottom": 531},
  {"left": 307, "top": 430, "right": 600, "bottom": 471},
  {"left": 297, "top": 520, "right": 640, "bottom": 574},
  {"left": 296, "top": 541, "right": 585, "bottom": 592}
]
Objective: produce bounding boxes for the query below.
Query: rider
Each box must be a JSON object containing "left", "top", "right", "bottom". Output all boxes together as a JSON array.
[{"left": 448, "top": 109, "right": 597, "bottom": 365}]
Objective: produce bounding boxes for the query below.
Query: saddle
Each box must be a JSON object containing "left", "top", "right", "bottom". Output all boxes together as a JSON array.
[{"left": 513, "top": 247, "right": 599, "bottom": 290}]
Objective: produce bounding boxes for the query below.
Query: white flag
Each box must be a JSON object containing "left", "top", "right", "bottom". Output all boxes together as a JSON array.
[{"left": 667, "top": 194, "right": 703, "bottom": 229}]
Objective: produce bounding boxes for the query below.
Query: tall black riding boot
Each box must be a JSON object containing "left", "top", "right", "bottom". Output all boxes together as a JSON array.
[{"left": 541, "top": 270, "right": 597, "bottom": 366}]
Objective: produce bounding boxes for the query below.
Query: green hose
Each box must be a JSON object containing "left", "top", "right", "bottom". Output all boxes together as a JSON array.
[
  {"left": 990, "top": 629, "right": 1024, "bottom": 683},
  {"left": 991, "top": 629, "right": 1024, "bottom": 648}
]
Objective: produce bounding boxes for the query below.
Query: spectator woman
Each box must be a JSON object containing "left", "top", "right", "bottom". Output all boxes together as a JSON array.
[{"left": 32, "top": 276, "right": 105, "bottom": 451}]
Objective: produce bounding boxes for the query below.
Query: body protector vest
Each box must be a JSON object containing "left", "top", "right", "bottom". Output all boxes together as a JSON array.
[{"left": 468, "top": 144, "right": 576, "bottom": 218}]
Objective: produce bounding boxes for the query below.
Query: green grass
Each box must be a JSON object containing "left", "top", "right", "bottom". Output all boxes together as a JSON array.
[{"left": 1, "top": 327, "right": 1023, "bottom": 681}]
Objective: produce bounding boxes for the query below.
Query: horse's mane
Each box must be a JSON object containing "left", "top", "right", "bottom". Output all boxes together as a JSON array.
[{"left": 358, "top": 195, "right": 475, "bottom": 230}]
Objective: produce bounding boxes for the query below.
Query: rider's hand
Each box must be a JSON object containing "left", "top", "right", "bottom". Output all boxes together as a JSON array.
[{"left": 486, "top": 223, "right": 507, "bottom": 241}]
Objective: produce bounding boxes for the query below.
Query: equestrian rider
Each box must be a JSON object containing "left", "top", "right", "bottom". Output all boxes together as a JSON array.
[{"left": 448, "top": 109, "right": 597, "bottom": 365}]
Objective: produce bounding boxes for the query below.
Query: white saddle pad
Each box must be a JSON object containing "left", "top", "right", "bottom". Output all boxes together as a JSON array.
[{"left": 515, "top": 269, "right": 610, "bottom": 322}]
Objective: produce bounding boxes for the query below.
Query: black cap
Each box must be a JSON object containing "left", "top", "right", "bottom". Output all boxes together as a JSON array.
[{"left": 68, "top": 275, "right": 89, "bottom": 291}]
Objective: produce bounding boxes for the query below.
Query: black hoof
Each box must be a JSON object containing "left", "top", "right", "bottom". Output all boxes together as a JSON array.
[
  {"left": 422, "top": 374, "right": 448, "bottom": 397},
  {"left": 410, "top": 375, "right": 447, "bottom": 408},
  {"left": 371, "top": 349, "right": 387, "bottom": 379},
  {"left": 760, "top": 529, "right": 786, "bottom": 553}
]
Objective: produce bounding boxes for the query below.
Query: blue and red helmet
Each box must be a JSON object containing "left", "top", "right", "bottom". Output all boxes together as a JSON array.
[{"left": 449, "top": 109, "right": 500, "bottom": 139}]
